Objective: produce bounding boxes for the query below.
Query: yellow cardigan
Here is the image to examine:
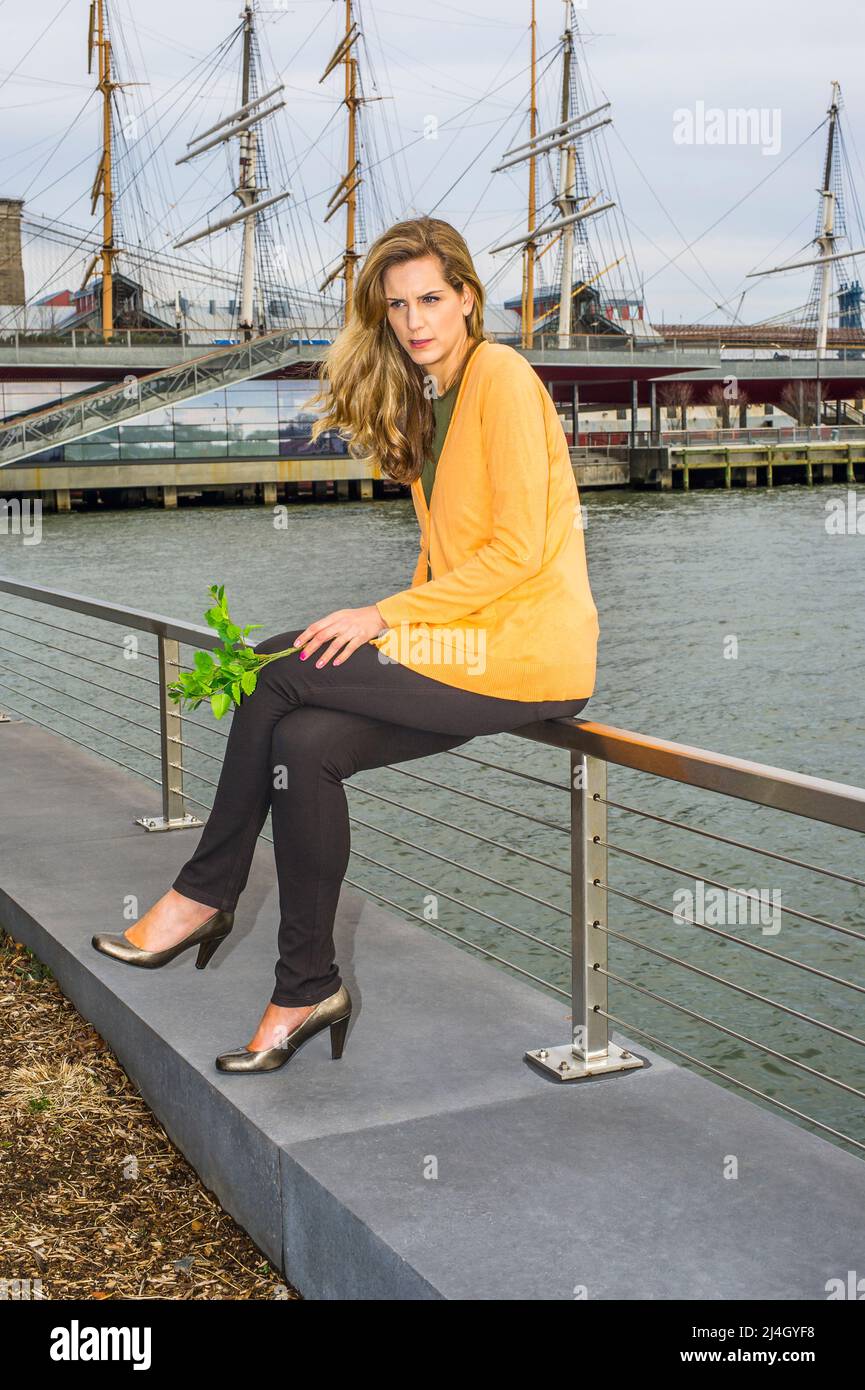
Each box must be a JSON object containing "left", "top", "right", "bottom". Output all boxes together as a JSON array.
[{"left": 370, "top": 338, "right": 600, "bottom": 702}]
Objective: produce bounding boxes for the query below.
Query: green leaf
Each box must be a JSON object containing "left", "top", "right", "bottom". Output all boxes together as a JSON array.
[
  {"left": 210, "top": 691, "right": 231, "bottom": 720},
  {"left": 168, "top": 584, "right": 270, "bottom": 722}
]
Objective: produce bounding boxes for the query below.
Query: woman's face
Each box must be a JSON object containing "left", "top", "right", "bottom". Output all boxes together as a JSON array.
[{"left": 383, "top": 254, "right": 474, "bottom": 392}]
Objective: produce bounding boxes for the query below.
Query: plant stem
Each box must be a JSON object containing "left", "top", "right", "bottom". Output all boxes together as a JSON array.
[{"left": 257, "top": 646, "right": 301, "bottom": 664}]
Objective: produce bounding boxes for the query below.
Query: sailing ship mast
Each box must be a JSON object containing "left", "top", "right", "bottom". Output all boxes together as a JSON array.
[
  {"left": 555, "top": 15, "right": 576, "bottom": 348},
  {"left": 85, "top": 0, "right": 117, "bottom": 343},
  {"left": 319, "top": 0, "right": 363, "bottom": 323},
  {"left": 175, "top": 2, "right": 289, "bottom": 340},
  {"left": 746, "top": 81, "right": 865, "bottom": 358},
  {"left": 490, "top": 0, "right": 615, "bottom": 349},
  {"left": 523, "top": 0, "right": 538, "bottom": 350},
  {"left": 816, "top": 82, "right": 841, "bottom": 358},
  {"left": 238, "top": 3, "right": 259, "bottom": 338}
]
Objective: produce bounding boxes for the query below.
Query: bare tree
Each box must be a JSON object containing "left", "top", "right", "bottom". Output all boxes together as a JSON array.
[
  {"left": 658, "top": 380, "right": 695, "bottom": 430},
  {"left": 705, "top": 382, "right": 731, "bottom": 429},
  {"left": 780, "top": 382, "right": 818, "bottom": 425}
]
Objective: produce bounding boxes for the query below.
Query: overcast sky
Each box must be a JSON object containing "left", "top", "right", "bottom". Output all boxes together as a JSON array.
[{"left": 0, "top": 0, "right": 862, "bottom": 326}]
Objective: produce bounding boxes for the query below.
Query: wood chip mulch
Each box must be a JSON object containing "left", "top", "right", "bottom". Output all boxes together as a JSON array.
[{"left": 0, "top": 930, "right": 301, "bottom": 1300}]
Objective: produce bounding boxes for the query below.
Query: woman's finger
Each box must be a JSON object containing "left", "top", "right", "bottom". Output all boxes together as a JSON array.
[
  {"left": 297, "top": 632, "right": 327, "bottom": 659},
  {"left": 312, "top": 635, "right": 349, "bottom": 668},
  {"left": 332, "top": 636, "right": 363, "bottom": 666},
  {"left": 296, "top": 618, "right": 341, "bottom": 658},
  {"left": 294, "top": 611, "right": 343, "bottom": 650}
]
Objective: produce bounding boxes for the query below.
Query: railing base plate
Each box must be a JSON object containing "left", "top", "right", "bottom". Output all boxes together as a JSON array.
[
  {"left": 135, "top": 813, "right": 204, "bottom": 833},
  {"left": 525, "top": 1041, "right": 645, "bottom": 1081}
]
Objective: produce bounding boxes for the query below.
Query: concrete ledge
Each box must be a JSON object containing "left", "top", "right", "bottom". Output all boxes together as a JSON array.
[{"left": 2, "top": 719, "right": 864, "bottom": 1299}]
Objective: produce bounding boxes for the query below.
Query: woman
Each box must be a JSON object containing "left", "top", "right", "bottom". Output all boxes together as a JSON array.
[{"left": 91, "top": 216, "right": 600, "bottom": 1074}]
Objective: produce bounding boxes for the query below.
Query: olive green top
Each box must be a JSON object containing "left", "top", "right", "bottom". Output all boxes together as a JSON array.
[{"left": 420, "top": 377, "right": 460, "bottom": 581}]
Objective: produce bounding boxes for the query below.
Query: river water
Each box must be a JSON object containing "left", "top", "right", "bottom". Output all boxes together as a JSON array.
[{"left": 1, "top": 484, "right": 862, "bottom": 1150}]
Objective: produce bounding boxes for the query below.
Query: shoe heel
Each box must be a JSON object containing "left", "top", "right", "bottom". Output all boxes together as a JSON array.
[
  {"left": 195, "top": 934, "right": 228, "bottom": 970},
  {"left": 330, "top": 1014, "right": 350, "bottom": 1059}
]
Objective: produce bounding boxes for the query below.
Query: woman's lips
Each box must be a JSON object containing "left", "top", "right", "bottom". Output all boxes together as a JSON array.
[{"left": 410, "top": 338, "right": 432, "bottom": 347}]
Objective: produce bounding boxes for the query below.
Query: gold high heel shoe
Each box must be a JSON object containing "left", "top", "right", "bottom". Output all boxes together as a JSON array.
[
  {"left": 215, "top": 984, "right": 352, "bottom": 1072},
  {"left": 91, "top": 908, "right": 235, "bottom": 970}
]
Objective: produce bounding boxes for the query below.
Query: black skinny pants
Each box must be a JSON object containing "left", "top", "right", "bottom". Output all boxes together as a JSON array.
[{"left": 171, "top": 629, "right": 589, "bottom": 1006}]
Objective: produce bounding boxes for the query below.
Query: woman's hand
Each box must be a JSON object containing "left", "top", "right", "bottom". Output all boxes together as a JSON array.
[{"left": 293, "top": 605, "right": 388, "bottom": 668}]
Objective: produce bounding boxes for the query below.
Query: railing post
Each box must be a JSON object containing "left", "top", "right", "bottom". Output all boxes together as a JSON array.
[
  {"left": 525, "top": 752, "right": 644, "bottom": 1080},
  {"left": 135, "top": 636, "right": 203, "bottom": 832}
]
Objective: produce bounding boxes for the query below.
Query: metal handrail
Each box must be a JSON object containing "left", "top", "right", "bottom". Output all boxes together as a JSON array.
[
  {"left": 4, "top": 323, "right": 865, "bottom": 356},
  {"left": 0, "top": 328, "right": 310, "bottom": 468},
  {"left": 601, "top": 791, "right": 865, "bottom": 887},
  {"left": 0, "top": 326, "right": 300, "bottom": 434},
  {"left": 516, "top": 718, "right": 865, "bottom": 832},
  {"left": 1, "top": 573, "right": 863, "bottom": 1154}
]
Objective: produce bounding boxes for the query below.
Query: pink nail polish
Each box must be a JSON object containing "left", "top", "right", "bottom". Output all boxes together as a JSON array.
[{"left": 300, "top": 651, "right": 309, "bottom": 660}]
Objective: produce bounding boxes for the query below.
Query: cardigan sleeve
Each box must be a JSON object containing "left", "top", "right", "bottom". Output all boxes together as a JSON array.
[
  {"left": 410, "top": 540, "right": 428, "bottom": 588},
  {"left": 375, "top": 361, "right": 550, "bottom": 628}
]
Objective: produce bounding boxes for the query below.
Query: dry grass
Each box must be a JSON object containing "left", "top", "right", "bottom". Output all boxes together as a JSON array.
[{"left": 0, "top": 930, "right": 300, "bottom": 1300}]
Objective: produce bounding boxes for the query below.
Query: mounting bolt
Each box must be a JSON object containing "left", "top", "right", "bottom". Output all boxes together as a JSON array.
[
  {"left": 621, "top": 1050, "right": 631, "bottom": 1059},
  {"left": 558, "top": 1060, "right": 570, "bottom": 1072},
  {"left": 537, "top": 1049, "right": 549, "bottom": 1060}
]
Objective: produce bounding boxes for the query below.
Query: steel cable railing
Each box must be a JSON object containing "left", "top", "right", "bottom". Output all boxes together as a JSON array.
[{"left": 1, "top": 574, "right": 864, "bottom": 1157}]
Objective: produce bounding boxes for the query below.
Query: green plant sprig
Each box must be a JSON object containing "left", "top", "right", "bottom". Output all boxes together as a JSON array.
[{"left": 166, "top": 583, "right": 300, "bottom": 720}]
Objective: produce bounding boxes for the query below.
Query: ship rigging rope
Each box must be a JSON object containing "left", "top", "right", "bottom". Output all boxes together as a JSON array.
[
  {"left": 255, "top": 11, "right": 335, "bottom": 306},
  {"left": 0, "top": 27, "right": 246, "bottom": 324},
  {"left": 21, "top": 219, "right": 250, "bottom": 293},
  {"left": 0, "top": 0, "right": 76, "bottom": 98},
  {"left": 110, "top": 23, "right": 245, "bottom": 261},
  {"left": 18, "top": 90, "right": 99, "bottom": 203},
  {"left": 595, "top": 117, "right": 830, "bottom": 329},
  {"left": 6, "top": 7, "right": 839, "bottom": 336},
  {"left": 1, "top": 7, "right": 562, "bottom": 315},
  {"left": 427, "top": 43, "right": 560, "bottom": 222},
  {"left": 837, "top": 126, "right": 865, "bottom": 252},
  {"left": 689, "top": 117, "right": 864, "bottom": 331},
  {"left": 0, "top": 22, "right": 240, "bottom": 263}
]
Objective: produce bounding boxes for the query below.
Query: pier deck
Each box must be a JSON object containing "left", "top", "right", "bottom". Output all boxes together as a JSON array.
[{"left": 2, "top": 717, "right": 864, "bottom": 1300}]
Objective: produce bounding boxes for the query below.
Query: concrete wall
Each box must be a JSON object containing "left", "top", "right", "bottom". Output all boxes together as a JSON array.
[{"left": 0, "top": 199, "right": 25, "bottom": 306}]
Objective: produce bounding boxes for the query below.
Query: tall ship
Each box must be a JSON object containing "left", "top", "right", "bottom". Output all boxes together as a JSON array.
[{"left": 0, "top": 1, "right": 862, "bottom": 507}]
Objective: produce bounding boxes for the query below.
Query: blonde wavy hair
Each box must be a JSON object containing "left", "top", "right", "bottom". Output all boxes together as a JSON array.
[{"left": 304, "top": 216, "right": 490, "bottom": 486}]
